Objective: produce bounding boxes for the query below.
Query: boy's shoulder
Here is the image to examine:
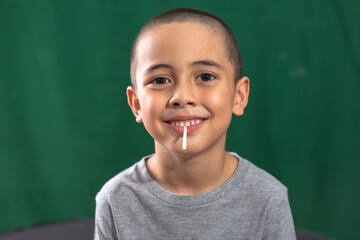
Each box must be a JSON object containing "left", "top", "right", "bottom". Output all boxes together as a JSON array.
[
  {"left": 234, "top": 152, "right": 288, "bottom": 202},
  {"left": 95, "top": 158, "right": 144, "bottom": 204}
]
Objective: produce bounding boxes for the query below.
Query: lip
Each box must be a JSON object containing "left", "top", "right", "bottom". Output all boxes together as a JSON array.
[
  {"left": 164, "top": 115, "right": 205, "bottom": 121},
  {"left": 164, "top": 117, "right": 207, "bottom": 135}
]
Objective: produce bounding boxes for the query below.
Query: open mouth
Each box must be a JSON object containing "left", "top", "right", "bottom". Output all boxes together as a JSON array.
[
  {"left": 168, "top": 119, "right": 204, "bottom": 127},
  {"left": 165, "top": 118, "right": 207, "bottom": 134}
]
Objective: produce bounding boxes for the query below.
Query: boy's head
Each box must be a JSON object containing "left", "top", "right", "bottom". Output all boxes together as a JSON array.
[
  {"left": 130, "top": 8, "right": 242, "bottom": 87},
  {"left": 127, "top": 8, "right": 249, "bottom": 154}
]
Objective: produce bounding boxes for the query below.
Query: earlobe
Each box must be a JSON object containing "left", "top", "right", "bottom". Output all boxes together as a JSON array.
[
  {"left": 232, "top": 77, "right": 250, "bottom": 116},
  {"left": 126, "top": 86, "right": 143, "bottom": 123}
]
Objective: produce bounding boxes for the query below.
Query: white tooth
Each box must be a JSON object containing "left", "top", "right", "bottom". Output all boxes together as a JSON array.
[
  {"left": 180, "top": 122, "right": 185, "bottom": 127},
  {"left": 195, "top": 120, "right": 201, "bottom": 124},
  {"left": 175, "top": 122, "right": 179, "bottom": 126},
  {"left": 191, "top": 120, "right": 195, "bottom": 125},
  {"left": 185, "top": 122, "right": 190, "bottom": 127},
  {"left": 171, "top": 122, "right": 175, "bottom": 126}
]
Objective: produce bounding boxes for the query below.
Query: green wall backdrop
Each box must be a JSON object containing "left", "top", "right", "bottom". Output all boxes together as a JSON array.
[{"left": 1, "top": 0, "right": 359, "bottom": 239}]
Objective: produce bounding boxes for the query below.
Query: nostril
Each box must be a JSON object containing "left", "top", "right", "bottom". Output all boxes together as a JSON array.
[
  {"left": 170, "top": 101, "right": 194, "bottom": 107},
  {"left": 169, "top": 95, "right": 195, "bottom": 107}
]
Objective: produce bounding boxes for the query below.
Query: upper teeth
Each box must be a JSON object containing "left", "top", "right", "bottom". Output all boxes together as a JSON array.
[{"left": 170, "top": 119, "right": 203, "bottom": 127}]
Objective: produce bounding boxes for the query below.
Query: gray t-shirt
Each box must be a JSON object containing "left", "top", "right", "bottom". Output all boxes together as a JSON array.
[{"left": 94, "top": 153, "right": 296, "bottom": 240}]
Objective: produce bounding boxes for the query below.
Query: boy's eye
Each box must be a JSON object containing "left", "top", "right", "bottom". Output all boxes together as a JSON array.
[
  {"left": 196, "top": 73, "right": 215, "bottom": 82},
  {"left": 151, "top": 77, "right": 170, "bottom": 84}
]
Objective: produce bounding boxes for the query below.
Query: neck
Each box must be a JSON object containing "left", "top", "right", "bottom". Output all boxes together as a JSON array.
[{"left": 146, "top": 139, "right": 238, "bottom": 195}]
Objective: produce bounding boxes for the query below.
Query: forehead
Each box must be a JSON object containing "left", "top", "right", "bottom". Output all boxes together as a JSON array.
[{"left": 135, "top": 21, "right": 231, "bottom": 75}]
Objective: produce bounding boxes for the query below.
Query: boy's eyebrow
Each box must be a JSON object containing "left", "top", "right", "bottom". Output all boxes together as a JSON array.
[
  {"left": 191, "top": 60, "right": 223, "bottom": 69},
  {"left": 144, "top": 64, "right": 173, "bottom": 75},
  {"left": 144, "top": 60, "right": 223, "bottom": 75}
]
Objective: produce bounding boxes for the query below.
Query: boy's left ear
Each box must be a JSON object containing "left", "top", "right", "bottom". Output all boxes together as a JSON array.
[{"left": 232, "top": 77, "right": 250, "bottom": 116}]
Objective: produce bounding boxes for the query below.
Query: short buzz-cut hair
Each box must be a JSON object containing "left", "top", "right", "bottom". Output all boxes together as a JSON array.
[{"left": 130, "top": 8, "right": 243, "bottom": 87}]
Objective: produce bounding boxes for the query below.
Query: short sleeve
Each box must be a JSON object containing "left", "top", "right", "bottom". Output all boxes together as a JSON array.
[
  {"left": 261, "top": 191, "right": 296, "bottom": 240},
  {"left": 94, "top": 194, "right": 118, "bottom": 240}
]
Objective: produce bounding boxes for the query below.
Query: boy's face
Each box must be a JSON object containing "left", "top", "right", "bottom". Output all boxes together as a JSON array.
[{"left": 127, "top": 21, "right": 249, "bottom": 155}]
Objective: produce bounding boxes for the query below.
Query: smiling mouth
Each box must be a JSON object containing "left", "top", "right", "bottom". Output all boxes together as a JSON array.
[
  {"left": 168, "top": 119, "right": 204, "bottom": 127},
  {"left": 165, "top": 118, "right": 207, "bottom": 134}
]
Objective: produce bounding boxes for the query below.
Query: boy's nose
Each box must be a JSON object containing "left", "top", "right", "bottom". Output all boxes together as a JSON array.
[{"left": 169, "top": 81, "right": 196, "bottom": 108}]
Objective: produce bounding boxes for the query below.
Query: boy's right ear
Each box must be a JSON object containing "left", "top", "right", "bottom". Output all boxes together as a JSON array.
[{"left": 126, "top": 86, "right": 143, "bottom": 123}]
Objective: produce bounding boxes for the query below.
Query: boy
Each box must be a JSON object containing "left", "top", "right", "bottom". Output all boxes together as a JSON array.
[{"left": 95, "top": 8, "right": 296, "bottom": 240}]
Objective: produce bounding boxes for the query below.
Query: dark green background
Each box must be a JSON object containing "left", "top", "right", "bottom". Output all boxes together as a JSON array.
[{"left": 1, "top": 0, "right": 359, "bottom": 239}]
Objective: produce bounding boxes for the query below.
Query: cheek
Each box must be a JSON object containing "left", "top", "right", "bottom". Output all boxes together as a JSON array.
[
  {"left": 140, "top": 97, "right": 155, "bottom": 118},
  {"left": 205, "top": 86, "right": 234, "bottom": 116},
  {"left": 203, "top": 85, "right": 235, "bottom": 135},
  {"left": 139, "top": 92, "right": 163, "bottom": 117},
  {"left": 138, "top": 92, "right": 168, "bottom": 136},
  {"left": 140, "top": 98, "right": 159, "bottom": 138}
]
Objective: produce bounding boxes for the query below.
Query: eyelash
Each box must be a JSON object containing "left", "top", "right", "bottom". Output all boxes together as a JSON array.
[
  {"left": 150, "top": 77, "right": 170, "bottom": 85},
  {"left": 149, "top": 73, "right": 216, "bottom": 85},
  {"left": 196, "top": 73, "right": 216, "bottom": 82}
]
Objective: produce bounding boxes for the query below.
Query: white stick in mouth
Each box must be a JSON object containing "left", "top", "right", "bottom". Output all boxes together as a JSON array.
[{"left": 182, "top": 126, "right": 187, "bottom": 150}]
